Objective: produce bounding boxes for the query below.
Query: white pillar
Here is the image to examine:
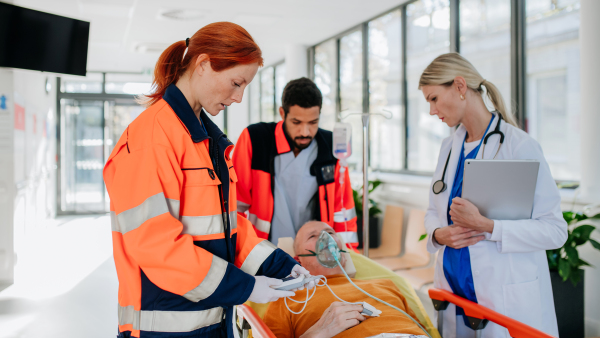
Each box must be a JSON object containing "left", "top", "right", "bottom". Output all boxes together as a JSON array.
[
  {"left": 0, "top": 69, "right": 15, "bottom": 287},
  {"left": 285, "top": 44, "right": 308, "bottom": 82},
  {"left": 579, "top": 0, "right": 600, "bottom": 204}
]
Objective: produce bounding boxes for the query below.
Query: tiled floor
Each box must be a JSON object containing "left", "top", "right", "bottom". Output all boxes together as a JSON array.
[{"left": 0, "top": 215, "right": 117, "bottom": 338}]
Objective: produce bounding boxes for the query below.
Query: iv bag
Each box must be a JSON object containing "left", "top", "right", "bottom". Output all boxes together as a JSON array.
[
  {"left": 333, "top": 122, "right": 352, "bottom": 160},
  {"left": 315, "top": 231, "right": 341, "bottom": 268}
]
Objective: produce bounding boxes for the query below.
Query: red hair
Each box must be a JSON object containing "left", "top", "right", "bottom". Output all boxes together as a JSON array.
[{"left": 143, "top": 22, "right": 263, "bottom": 106}]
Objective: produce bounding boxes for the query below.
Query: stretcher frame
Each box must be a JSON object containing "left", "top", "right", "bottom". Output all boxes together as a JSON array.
[
  {"left": 234, "top": 289, "right": 557, "bottom": 338},
  {"left": 428, "top": 288, "right": 556, "bottom": 338}
]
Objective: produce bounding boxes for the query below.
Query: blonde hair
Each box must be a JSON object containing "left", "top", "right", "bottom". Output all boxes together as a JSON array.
[{"left": 418, "top": 53, "right": 518, "bottom": 127}]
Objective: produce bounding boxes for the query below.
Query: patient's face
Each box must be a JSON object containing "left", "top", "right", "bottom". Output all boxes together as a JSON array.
[{"left": 295, "top": 221, "right": 346, "bottom": 276}]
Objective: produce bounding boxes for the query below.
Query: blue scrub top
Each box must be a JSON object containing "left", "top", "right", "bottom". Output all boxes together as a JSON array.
[{"left": 443, "top": 115, "right": 494, "bottom": 328}]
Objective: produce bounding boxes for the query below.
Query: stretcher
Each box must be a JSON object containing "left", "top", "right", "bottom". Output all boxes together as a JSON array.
[
  {"left": 233, "top": 251, "right": 557, "bottom": 338},
  {"left": 234, "top": 250, "right": 440, "bottom": 338},
  {"left": 429, "top": 288, "right": 556, "bottom": 338},
  {"left": 234, "top": 286, "right": 557, "bottom": 338}
]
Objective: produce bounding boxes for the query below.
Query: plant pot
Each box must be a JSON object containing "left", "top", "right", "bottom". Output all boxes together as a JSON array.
[
  {"left": 356, "top": 216, "right": 381, "bottom": 249},
  {"left": 550, "top": 269, "right": 584, "bottom": 338}
]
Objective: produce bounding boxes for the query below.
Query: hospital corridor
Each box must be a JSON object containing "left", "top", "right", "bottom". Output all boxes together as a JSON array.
[{"left": 0, "top": 0, "right": 600, "bottom": 337}]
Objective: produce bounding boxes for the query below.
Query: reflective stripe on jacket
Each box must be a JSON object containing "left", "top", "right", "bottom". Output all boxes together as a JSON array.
[
  {"left": 103, "top": 85, "right": 297, "bottom": 338},
  {"left": 233, "top": 121, "right": 358, "bottom": 249}
]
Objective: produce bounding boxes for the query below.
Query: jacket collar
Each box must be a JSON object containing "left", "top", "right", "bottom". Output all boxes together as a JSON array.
[
  {"left": 163, "top": 84, "right": 209, "bottom": 143},
  {"left": 275, "top": 121, "right": 292, "bottom": 154}
]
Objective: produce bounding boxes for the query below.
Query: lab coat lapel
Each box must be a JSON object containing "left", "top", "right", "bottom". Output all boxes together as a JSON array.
[{"left": 440, "top": 125, "right": 467, "bottom": 223}]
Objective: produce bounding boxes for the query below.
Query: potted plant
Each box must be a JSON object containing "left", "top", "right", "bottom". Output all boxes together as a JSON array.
[
  {"left": 547, "top": 206, "right": 600, "bottom": 338},
  {"left": 353, "top": 179, "right": 383, "bottom": 249}
]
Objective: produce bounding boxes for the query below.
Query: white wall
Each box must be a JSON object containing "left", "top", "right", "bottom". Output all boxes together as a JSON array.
[
  {"left": 0, "top": 68, "right": 58, "bottom": 287},
  {"left": 227, "top": 93, "right": 250, "bottom": 144}
]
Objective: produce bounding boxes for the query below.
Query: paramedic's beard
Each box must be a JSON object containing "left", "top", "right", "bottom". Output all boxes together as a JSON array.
[{"left": 292, "top": 136, "right": 313, "bottom": 151}]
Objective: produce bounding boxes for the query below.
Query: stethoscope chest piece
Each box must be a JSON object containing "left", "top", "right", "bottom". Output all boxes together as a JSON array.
[{"left": 432, "top": 179, "right": 447, "bottom": 194}]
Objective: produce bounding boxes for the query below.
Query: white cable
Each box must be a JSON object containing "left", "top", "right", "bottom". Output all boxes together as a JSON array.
[{"left": 334, "top": 256, "right": 433, "bottom": 338}]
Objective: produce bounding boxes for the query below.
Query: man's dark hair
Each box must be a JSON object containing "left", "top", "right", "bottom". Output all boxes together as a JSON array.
[{"left": 281, "top": 77, "right": 322, "bottom": 116}]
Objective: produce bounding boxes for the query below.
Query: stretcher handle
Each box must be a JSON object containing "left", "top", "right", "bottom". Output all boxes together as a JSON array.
[
  {"left": 428, "top": 288, "right": 555, "bottom": 338},
  {"left": 236, "top": 304, "right": 277, "bottom": 338}
]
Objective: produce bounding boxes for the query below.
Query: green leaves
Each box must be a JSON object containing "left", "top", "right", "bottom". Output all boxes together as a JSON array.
[
  {"left": 419, "top": 234, "right": 427, "bottom": 242},
  {"left": 572, "top": 224, "right": 595, "bottom": 245},
  {"left": 547, "top": 211, "right": 600, "bottom": 286},
  {"left": 353, "top": 180, "right": 384, "bottom": 219},
  {"left": 591, "top": 239, "right": 600, "bottom": 250},
  {"left": 558, "top": 259, "right": 571, "bottom": 282}
]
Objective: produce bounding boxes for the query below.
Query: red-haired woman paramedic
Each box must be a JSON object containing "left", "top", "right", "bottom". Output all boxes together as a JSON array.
[{"left": 103, "top": 22, "right": 311, "bottom": 338}]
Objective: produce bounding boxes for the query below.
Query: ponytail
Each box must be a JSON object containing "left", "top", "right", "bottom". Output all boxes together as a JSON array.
[
  {"left": 138, "top": 41, "right": 187, "bottom": 106},
  {"left": 141, "top": 22, "right": 264, "bottom": 107},
  {"left": 480, "top": 80, "right": 517, "bottom": 126},
  {"left": 419, "top": 52, "right": 518, "bottom": 128}
]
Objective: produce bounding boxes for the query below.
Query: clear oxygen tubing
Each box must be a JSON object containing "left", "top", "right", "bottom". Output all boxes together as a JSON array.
[
  {"left": 330, "top": 246, "right": 433, "bottom": 338},
  {"left": 284, "top": 275, "right": 375, "bottom": 315},
  {"left": 283, "top": 270, "right": 432, "bottom": 338}
]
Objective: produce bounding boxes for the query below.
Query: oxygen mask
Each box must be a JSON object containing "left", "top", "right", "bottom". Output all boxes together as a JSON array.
[{"left": 297, "top": 230, "right": 347, "bottom": 268}]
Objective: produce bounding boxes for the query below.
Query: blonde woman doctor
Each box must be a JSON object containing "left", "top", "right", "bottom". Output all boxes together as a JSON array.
[{"left": 420, "top": 53, "right": 567, "bottom": 338}]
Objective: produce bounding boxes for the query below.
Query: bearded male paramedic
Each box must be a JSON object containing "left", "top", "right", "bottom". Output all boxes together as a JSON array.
[{"left": 233, "top": 77, "right": 358, "bottom": 250}]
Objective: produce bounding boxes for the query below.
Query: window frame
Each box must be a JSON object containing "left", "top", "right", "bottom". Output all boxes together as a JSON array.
[
  {"left": 251, "top": 60, "right": 285, "bottom": 123},
  {"left": 308, "top": 0, "right": 531, "bottom": 177}
]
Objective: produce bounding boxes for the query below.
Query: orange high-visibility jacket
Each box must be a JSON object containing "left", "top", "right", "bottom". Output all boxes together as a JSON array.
[
  {"left": 103, "top": 85, "right": 297, "bottom": 338},
  {"left": 233, "top": 121, "right": 358, "bottom": 249}
]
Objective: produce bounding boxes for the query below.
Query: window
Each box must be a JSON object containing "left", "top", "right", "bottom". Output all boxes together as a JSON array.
[
  {"left": 260, "top": 67, "right": 275, "bottom": 122},
  {"left": 314, "top": 39, "right": 337, "bottom": 131},
  {"left": 460, "top": 0, "right": 512, "bottom": 112},
  {"left": 275, "top": 63, "right": 286, "bottom": 121},
  {"left": 310, "top": 0, "right": 582, "bottom": 180},
  {"left": 406, "top": 0, "right": 451, "bottom": 172},
  {"left": 526, "top": 0, "right": 580, "bottom": 181},
  {"left": 250, "top": 62, "right": 286, "bottom": 124},
  {"left": 339, "top": 30, "right": 364, "bottom": 169},
  {"left": 248, "top": 77, "right": 260, "bottom": 124},
  {"left": 368, "top": 9, "right": 403, "bottom": 171}
]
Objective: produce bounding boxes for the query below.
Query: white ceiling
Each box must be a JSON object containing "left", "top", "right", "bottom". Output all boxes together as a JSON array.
[{"left": 13, "top": 0, "right": 409, "bottom": 74}]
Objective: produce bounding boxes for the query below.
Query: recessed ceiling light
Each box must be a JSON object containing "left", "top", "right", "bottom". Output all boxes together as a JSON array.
[
  {"left": 133, "top": 42, "right": 171, "bottom": 54},
  {"left": 158, "top": 9, "right": 206, "bottom": 21}
]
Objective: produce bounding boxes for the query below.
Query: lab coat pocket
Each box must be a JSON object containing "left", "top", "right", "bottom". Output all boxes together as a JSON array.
[{"left": 502, "top": 277, "right": 542, "bottom": 330}]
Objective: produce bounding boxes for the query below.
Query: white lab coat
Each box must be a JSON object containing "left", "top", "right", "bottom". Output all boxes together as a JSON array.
[{"left": 425, "top": 114, "right": 567, "bottom": 338}]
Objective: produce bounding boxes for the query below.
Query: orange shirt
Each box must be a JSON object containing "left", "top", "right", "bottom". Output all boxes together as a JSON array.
[{"left": 263, "top": 275, "right": 426, "bottom": 337}]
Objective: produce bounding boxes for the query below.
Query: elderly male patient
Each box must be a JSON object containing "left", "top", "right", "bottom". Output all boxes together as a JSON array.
[{"left": 263, "top": 221, "right": 427, "bottom": 338}]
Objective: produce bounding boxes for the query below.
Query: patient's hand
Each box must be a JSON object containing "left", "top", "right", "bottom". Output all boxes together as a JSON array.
[{"left": 299, "top": 302, "right": 365, "bottom": 338}]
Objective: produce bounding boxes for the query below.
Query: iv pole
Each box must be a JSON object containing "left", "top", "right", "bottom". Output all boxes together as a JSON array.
[{"left": 340, "top": 109, "right": 391, "bottom": 257}]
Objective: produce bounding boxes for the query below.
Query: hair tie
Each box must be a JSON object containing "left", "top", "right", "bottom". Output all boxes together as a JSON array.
[{"left": 185, "top": 38, "right": 190, "bottom": 47}]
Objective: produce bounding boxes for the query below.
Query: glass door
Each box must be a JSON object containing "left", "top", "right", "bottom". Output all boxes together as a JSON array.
[{"left": 60, "top": 100, "right": 106, "bottom": 213}]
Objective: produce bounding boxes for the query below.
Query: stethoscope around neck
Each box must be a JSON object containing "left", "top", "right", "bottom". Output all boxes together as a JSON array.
[{"left": 432, "top": 113, "right": 505, "bottom": 195}]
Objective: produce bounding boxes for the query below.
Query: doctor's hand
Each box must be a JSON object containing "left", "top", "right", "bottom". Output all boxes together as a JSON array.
[
  {"left": 449, "top": 197, "right": 495, "bottom": 233},
  {"left": 248, "top": 276, "right": 295, "bottom": 304},
  {"left": 299, "top": 302, "right": 365, "bottom": 338},
  {"left": 433, "top": 225, "right": 485, "bottom": 249}
]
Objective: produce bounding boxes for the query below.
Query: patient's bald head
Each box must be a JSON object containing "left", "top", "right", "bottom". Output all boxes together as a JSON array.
[{"left": 294, "top": 221, "right": 346, "bottom": 276}]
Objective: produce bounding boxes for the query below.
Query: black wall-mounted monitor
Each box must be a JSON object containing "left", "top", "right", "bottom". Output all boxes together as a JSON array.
[{"left": 0, "top": 3, "right": 90, "bottom": 76}]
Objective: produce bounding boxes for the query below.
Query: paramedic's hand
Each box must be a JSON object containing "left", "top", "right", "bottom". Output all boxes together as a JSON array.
[
  {"left": 300, "top": 302, "right": 365, "bottom": 338},
  {"left": 290, "top": 265, "right": 316, "bottom": 291},
  {"left": 433, "top": 225, "right": 485, "bottom": 249},
  {"left": 248, "top": 276, "right": 295, "bottom": 304},
  {"left": 449, "top": 197, "right": 495, "bottom": 233}
]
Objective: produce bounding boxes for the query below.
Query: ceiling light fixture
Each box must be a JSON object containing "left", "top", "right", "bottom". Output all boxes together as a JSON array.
[{"left": 158, "top": 9, "right": 206, "bottom": 21}]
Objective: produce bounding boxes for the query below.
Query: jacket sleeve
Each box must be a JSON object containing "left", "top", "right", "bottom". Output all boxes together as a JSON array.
[
  {"left": 235, "top": 214, "right": 297, "bottom": 279},
  {"left": 232, "top": 128, "right": 253, "bottom": 214},
  {"left": 104, "top": 139, "right": 255, "bottom": 307},
  {"left": 488, "top": 137, "right": 568, "bottom": 253},
  {"left": 424, "top": 139, "right": 452, "bottom": 253},
  {"left": 333, "top": 163, "right": 359, "bottom": 250}
]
